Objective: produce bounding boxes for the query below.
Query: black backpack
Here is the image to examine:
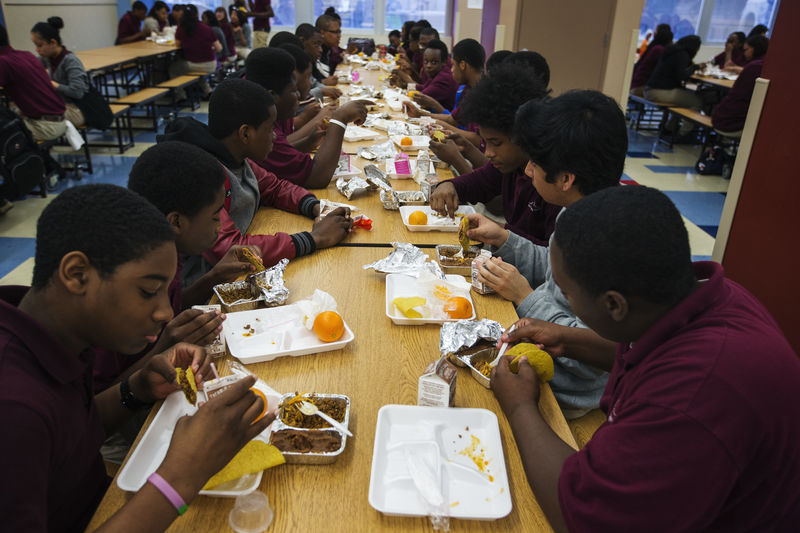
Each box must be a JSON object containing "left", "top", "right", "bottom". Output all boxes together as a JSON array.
[
  {"left": 75, "top": 85, "right": 114, "bottom": 130},
  {"left": 0, "top": 107, "right": 47, "bottom": 198}
]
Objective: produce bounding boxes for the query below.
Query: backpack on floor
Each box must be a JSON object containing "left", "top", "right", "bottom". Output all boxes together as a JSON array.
[
  {"left": 0, "top": 107, "right": 47, "bottom": 198},
  {"left": 695, "top": 145, "right": 729, "bottom": 176}
]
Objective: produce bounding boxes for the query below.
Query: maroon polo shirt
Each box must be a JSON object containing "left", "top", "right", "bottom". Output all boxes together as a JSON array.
[
  {"left": 0, "top": 46, "right": 65, "bottom": 118},
  {"left": 176, "top": 23, "right": 217, "bottom": 63},
  {"left": 0, "top": 286, "right": 109, "bottom": 533},
  {"left": 418, "top": 66, "right": 458, "bottom": 111},
  {"left": 252, "top": 0, "right": 271, "bottom": 32},
  {"left": 559, "top": 262, "right": 800, "bottom": 532},
  {"left": 630, "top": 44, "right": 664, "bottom": 90},
  {"left": 253, "top": 118, "right": 314, "bottom": 186},
  {"left": 713, "top": 48, "right": 746, "bottom": 68},
  {"left": 116, "top": 11, "right": 144, "bottom": 44},
  {"left": 711, "top": 59, "right": 764, "bottom": 133},
  {"left": 448, "top": 162, "right": 560, "bottom": 246}
]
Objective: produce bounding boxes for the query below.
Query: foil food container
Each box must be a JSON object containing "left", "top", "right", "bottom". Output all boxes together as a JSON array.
[
  {"left": 364, "top": 164, "right": 392, "bottom": 191},
  {"left": 439, "top": 319, "right": 505, "bottom": 367},
  {"left": 368, "top": 140, "right": 398, "bottom": 160},
  {"left": 269, "top": 393, "right": 351, "bottom": 465},
  {"left": 396, "top": 190, "right": 427, "bottom": 206},
  {"left": 379, "top": 189, "right": 400, "bottom": 210},
  {"left": 247, "top": 258, "right": 289, "bottom": 307},
  {"left": 467, "top": 349, "right": 500, "bottom": 389},
  {"left": 362, "top": 242, "right": 428, "bottom": 274},
  {"left": 435, "top": 244, "right": 481, "bottom": 276},
  {"left": 336, "top": 176, "right": 370, "bottom": 200},
  {"left": 213, "top": 280, "right": 264, "bottom": 313},
  {"left": 358, "top": 146, "right": 377, "bottom": 160}
]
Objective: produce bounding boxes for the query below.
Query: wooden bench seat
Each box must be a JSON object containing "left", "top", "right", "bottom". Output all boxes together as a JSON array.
[
  {"left": 156, "top": 75, "right": 200, "bottom": 90},
  {"left": 112, "top": 87, "right": 169, "bottom": 106},
  {"left": 668, "top": 106, "right": 712, "bottom": 128},
  {"left": 628, "top": 93, "right": 671, "bottom": 108}
]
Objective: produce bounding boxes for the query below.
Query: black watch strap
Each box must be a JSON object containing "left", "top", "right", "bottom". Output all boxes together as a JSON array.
[{"left": 120, "top": 377, "right": 153, "bottom": 411}]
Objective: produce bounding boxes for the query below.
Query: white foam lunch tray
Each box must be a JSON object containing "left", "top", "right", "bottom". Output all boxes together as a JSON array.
[
  {"left": 399, "top": 205, "right": 476, "bottom": 232},
  {"left": 117, "top": 384, "right": 282, "bottom": 497},
  {"left": 385, "top": 273, "right": 476, "bottom": 325},
  {"left": 223, "top": 304, "right": 354, "bottom": 364},
  {"left": 343, "top": 125, "right": 382, "bottom": 142},
  {"left": 391, "top": 135, "right": 430, "bottom": 151},
  {"left": 368, "top": 405, "right": 512, "bottom": 520}
]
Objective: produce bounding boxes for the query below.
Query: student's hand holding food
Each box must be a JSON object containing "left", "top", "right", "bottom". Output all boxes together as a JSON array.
[
  {"left": 297, "top": 101, "right": 322, "bottom": 124},
  {"left": 156, "top": 309, "right": 225, "bottom": 353},
  {"left": 132, "top": 343, "right": 211, "bottom": 403},
  {"left": 321, "top": 86, "right": 342, "bottom": 98},
  {"left": 429, "top": 181, "right": 460, "bottom": 218},
  {"left": 490, "top": 354, "right": 541, "bottom": 418},
  {"left": 333, "top": 100, "right": 369, "bottom": 125},
  {"left": 499, "top": 318, "right": 568, "bottom": 359},
  {"left": 428, "top": 138, "right": 462, "bottom": 166},
  {"left": 311, "top": 206, "right": 353, "bottom": 248},
  {"left": 412, "top": 92, "right": 444, "bottom": 114},
  {"left": 157, "top": 375, "right": 275, "bottom": 499},
  {"left": 464, "top": 213, "right": 509, "bottom": 248},
  {"left": 322, "top": 75, "right": 338, "bottom": 86},
  {"left": 477, "top": 257, "right": 534, "bottom": 305},
  {"left": 389, "top": 72, "right": 407, "bottom": 89},
  {"left": 402, "top": 101, "right": 426, "bottom": 118},
  {"left": 210, "top": 245, "right": 264, "bottom": 283}
]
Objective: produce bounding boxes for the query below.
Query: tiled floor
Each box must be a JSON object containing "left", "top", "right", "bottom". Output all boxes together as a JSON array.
[{"left": 0, "top": 110, "right": 726, "bottom": 284}]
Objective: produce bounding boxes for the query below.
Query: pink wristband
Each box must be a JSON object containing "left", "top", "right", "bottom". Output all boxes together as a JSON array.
[{"left": 147, "top": 472, "right": 188, "bottom": 516}]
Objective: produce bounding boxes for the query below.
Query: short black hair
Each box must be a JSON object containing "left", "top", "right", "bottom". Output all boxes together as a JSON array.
[
  {"left": 513, "top": 90, "right": 628, "bottom": 196},
  {"left": 269, "top": 30, "right": 302, "bottom": 48},
  {"left": 32, "top": 16, "right": 64, "bottom": 45},
  {"left": 278, "top": 43, "right": 310, "bottom": 73},
  {"left": 202, "top": 9, "right": 219, "bottom": 27},
  {"left": 486, "top": 49, "right": 512, "bottom": 73},
  {"left": 315, "top": 14, "right": 336, "bottom": 32},
  {"left": 31, "top": 184, "right": 175, "bottom": 289},
  {"left": 296, "top": 23, "right": 319, "bottom": 40},
  {"left": 416, "top": 19, "right": 432, "bottom": 28},
  {"left": 409, "top": 25, "right": 424, "bottom": 42},
  {"left": 452, "top": 38, "right": 485, "bottom": 70},
  {"left": 388, "top": 30, "right": 400, "bottom": 39},
  {"left": 748, "top": 24, "right": 768, "bottom": 39},
  {"left": 420, "top": 27, "right": 439, "bottom": 39},
  {"left": 746, "top": 34, "right": 769, "bottom": 59},
  {"left": 0, "top": 24, "right": 9, "bottom": 47},
  {"left": 132, "top": 1, "right": 147, "bottom": 12},
  {"left": 208, "top": 78, "right": 275, "bottom": 139},
  {"left": 128, "top": 142, "right": 225, "bottom": 218},
  {"left": 504, "top": 51, "right": 550, "bottom": 87},
  {"left": 460, "top": 63, "right": 548, "bottom": 135},
  {"left": 245, "top": 46, "right": 295, "bottom": 94},
  {"left": 424, "top": 39, "right": 448, "bottom": 62},
  {"left": 554, "top": 186, "right": 695, "bottom": 307}
]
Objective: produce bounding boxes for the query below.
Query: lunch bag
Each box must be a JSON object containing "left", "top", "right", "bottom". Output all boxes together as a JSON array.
[
  {"left": 0, "top": 108, "right": 47, "bottom": 198},
  {"left": 75, "top": 85, "right": 114, "bottom": 130}
]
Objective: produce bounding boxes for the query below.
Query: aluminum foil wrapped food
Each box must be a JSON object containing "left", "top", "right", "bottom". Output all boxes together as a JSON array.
[
  {"left": 247, "top": 258, "right": 290, "bottom": 306},
  {"left": 336, "top": 176, "right": 370, "bottom": 200},
  {"left": 364, "top": 164, "right": 392, "bottom": 191},
  {"left": 439, "top": 319, "right": 505, "bottom": 363},
  {"left": 379, "top": 189, "right": 400, "bottom": 210},
  {"left": 367, "top": 140, "right": 398, "bottom": 160},
  {"left": 318, "top": 199, "right": 358, "bottom": 217},
  {"left": 357, "top": 146, "right": 377, "bottom": 160},
  {"left": 362, "top": 242, "right": 428, "bottom": 274}
]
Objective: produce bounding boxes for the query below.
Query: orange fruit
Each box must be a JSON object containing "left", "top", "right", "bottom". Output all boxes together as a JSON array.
[
  {"left": 443, "top": 296, "right": 473, "bottom": 319},
  {"left": 250, "top": 388, "right": 268, "bottom": 423},
  {"left": 400, "top": 136, "right": 413, "bottom": 146},
  {"left": 313, "top": 311, "right": 345, "bottom": 342},
  {"left": 408, "top": 210, "right": 428, "bottom": 225}
]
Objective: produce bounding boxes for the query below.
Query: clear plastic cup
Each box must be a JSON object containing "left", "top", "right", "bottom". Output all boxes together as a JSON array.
[
  {"left": 407, "top": 83, "right": 417, "bottom": 92},
  {"left": 228, "top": 491, "right": 273, "bottom": 533}
]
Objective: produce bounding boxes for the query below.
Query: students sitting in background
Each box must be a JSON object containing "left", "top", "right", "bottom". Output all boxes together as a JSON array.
[
  {"left": 296, "top": 23, "right": 342, "bottom": 99},
  {"left": 491, "top": 185, "right": 800, "bottom": 532},
  {"left": 387, "top": 29, "right": 401, "bottom": 55},
  {"left": 463, "top": 90, "right": 628, "bottom": 416},
  {"left": 429, "top": 64, "right": 560, "bottom": 246},
  {"left": 712, "top": 31, "right": 746, "bottom": 69},
  {"left": 486, "top": 49, "right": 512, "bottom": 73},
  {"left": 171, "top": 5, "right": 221, "bottom": 98},
  {"left": 315, "top": 13, "right": 343, "bottom": 83},
  {"left": 143, "top": 1, "right": 169, "bottom": 35},
  {"left": 400, "top": 20, "right": 416, "bottom": 54},
  {"left": 630, "top": 23, "right": 672, "bottom": 96},
  {"left": 116, "top": 0, "right": 148, "bottom": 44},
  {"left": 229, "top": 7, "right": 252, "bottom": 59},
  {"left": 504, "top": 51, "right": 551, "bottom": 88},
  {"left": 0, "top": 183, "right": 273, "bottom": 532},
  {"left": 215, "top": 8, "right": 239, "bottom": 63},
  {"left": 31, "top": 17, "right": 89, "bottom": 128},
  {"left": 748, "top": 23, "right": 768, "bottom": 38},
  {"left": 712, "top": 35, "right": 769, "bottom": 133},
  {"left": 644, "top": 35, "right": 703, "bottom": 136},
  {"left": 168, "top": 3, "right": 185, "bottom": 27},
  {"left": 246, "top": 47, "right": 367, "bottom": 188},
  {"left": 202, "top": 10, "right": 231, "bottom": 62},
  {"left": 0, "top": 24, "right": 66, "bottom": 141},
  {"left": 158, "top": 78, "right": 352, "bottom": 281},
  {"left": 395, "top": 39, "right": 458, "bottom": 110}
]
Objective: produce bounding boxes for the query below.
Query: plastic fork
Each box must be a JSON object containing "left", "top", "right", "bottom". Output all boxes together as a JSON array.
[{"left": 296, "top": 401, "right": 353, "bottom": 437}]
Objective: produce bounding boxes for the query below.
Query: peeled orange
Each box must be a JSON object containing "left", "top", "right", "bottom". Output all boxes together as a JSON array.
[
  {"left": 250, "top": 388, "right": 268, "bottom": 423},
  {"left": 443, "top": 296, "right": 473, "bottom": 319},
  {"left": 313, "top": 311, "right": 345, "bottom": 342},
  {"left": 408, "top": 210, "right": 428, "bottom": 225},
  {"left": 400, "top": 136, "right": 413, "bottom": 146}
]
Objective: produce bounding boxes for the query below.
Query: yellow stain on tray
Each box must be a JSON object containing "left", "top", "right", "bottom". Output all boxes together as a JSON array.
[{"left": 458, "top": 434, "right": 494, "bottom": 482}]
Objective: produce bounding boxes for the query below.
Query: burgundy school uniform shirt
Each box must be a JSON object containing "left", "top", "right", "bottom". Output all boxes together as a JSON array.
[
  {"left": 253, "top": 118, "right": 314, "bottom": 186},
  {"left": 0, "top": 46, "right": 66, "bottom": 118},
  {"left": 0, "top": 286, "right": 109, "bottom": 533},
  {"left": 220, "top": 21, "right": 237, "bottom": 56},
  {"left": 713, "top": 48, "right": 746, "bottom": 68},
  {"left": 447, "top": 162, "right": 560, "bottom": 246},
  {"left": 176, "top": 23, "right": 217, "bottom": 63},
  {"left": 252, "top": 0, "right": 271, "bottom": 32},
  {"left": 631, "top": 44, "right": 665, "bottom": 90},
  {"left": 418, "top": 67, "right": 459, "bottom": 111},
  {"left": 559, "top": 262, "right": 800, "bottom": 532},
  {"left": 116, "top": 11, "right": 144, "bottom": 44},
  {"left": 711, "top": 59, "right": 764, "bottom": 133}
]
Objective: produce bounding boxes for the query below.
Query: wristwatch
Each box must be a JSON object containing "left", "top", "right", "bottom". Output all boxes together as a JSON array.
[{"left": 120, "top": 376, "right": 153, "bottom": 411}]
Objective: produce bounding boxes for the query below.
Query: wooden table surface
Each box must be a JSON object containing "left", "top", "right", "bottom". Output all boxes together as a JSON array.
[
  {"left": 76, "top": 41, "right": 180, "bottom": 72},
  {"left": 691, "top": 73, "right": 736, "bottom": 89},
  {"left": 87, "top": 246, "right": 574, "bottom": 532}
]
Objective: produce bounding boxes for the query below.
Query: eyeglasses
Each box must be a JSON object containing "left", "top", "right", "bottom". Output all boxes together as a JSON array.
[{"left": 325, "top": 29, "right": 342, "bottom": 34}]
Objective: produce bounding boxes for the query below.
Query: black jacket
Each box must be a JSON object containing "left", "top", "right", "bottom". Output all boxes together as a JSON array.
[{"left": 646, "top": 46, "right": 700, "bottom": 90}]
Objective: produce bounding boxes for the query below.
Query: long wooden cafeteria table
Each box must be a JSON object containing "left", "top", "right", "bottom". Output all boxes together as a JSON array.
[
  {"left": 75, "top": 41, "right": 180, "bottom": 73},
  {"left": 690, "top": 73, "right": 736, "bottom": 90}
]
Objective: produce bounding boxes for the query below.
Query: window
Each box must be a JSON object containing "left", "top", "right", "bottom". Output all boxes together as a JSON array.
[
  {"left": 385, "top": 0, "right": 449, "bottom": 32},
  {"left": 272, "top": 0, "right": 297, "bottom": 27},
  {"left": 639, "top": 0, "right": 704, "bottom": 41},
  {"left": 705, "top": 0, "right": 779, "bottom": 42},
  {"left": 314, "top": 1, "right": 375, "bottom": 30}
]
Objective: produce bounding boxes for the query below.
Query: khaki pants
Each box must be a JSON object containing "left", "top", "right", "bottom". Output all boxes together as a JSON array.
[
  {"left": 252, "top": 30, "right": 269, "bottom": 49},
  {"left": 169, "top": 59, "right": 216, "bottom": 96},
  {"left": 236, "top": 47, "right": 251, "bottom": 60},
  {"left": 644, "top": 87, "right": 702, "bottom": 134},
  {"left": 9, "top": 103, "right": 66, "bottom": 141},
  {"left": 64, "top": 103, "right": 85, "bottom": 128}
]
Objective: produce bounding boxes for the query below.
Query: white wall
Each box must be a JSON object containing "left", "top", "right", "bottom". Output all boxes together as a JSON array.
[{"left": 1, "top": 0, "right": 119, "bottom": 52}]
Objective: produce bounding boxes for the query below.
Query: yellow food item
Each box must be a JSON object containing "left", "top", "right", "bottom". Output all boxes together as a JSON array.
[
  {"left": 458, "top": 215, "right": 470, "bottom": 255},
  {"left": 202, "top": 440, "right": 285, "bottom": 490},
  {"left": 408, "top": 210, "right": 428, "bottom": 225},
  {"left": 400, "top": 136, "right": 414, "bottom": 146},
  {"left": 408, "top": 90, "right": 418, "bottom": 98},
  {"left": 176, "top": 367, "right": 197, "bottom": 405},
  {"left": 251, "top": 388, "right": 268, "bottom": 423},
  {"left": 393, "top": 296, "right": 426, "bottom": 318},
  {"left": 443, "top": 296, "right": 472, "bottom": 319},
  {"left": 505, "top": 343, "right": 554, "bottom": 381},
  {"left": 432, "top": 130, "right": 447, "bottom": 143},
  {"left": 240, "top": 247, "right": 265, "bottom": 271},
  {"left": 313, "top": 311, "right": 345, "bottom": 342},
  {"left": 432, "top": 283, "right": 452, "bottom": 300}
]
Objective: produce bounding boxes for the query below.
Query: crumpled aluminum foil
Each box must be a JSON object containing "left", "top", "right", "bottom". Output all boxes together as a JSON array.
[
  {"left": 379, "top": 189, "right": 400, "bottom": 210},
  {"left": 395, "top": 190, "right": 427, "bottom": 205},
  {"left": 364, "top": 164, "right": 392, "bottom": 191},
  {"left": 357, "top": 146, "right": 377, "bottom": 160},
  {"left": 336, "top": 176, "right": 370, "bottom": 199},
  {"left": 362, "top": 242, "right": 428, "bottom": 274},
  {"left": 387, "top": 121, "right": 423, "bottom": 137},
  {"left": 247, "top": 258, "right": 290, "bottom": 306},
  {"left": 439, "top": 319, "right": 504, "bottom": 359},
  {"left": 368, "top": 140, "right": 398, "bottom": 160}
]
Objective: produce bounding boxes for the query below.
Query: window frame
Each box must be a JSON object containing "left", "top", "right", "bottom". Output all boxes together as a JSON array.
[{"left": 696, "top": 0, "right": 781, "bottom": 44}]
